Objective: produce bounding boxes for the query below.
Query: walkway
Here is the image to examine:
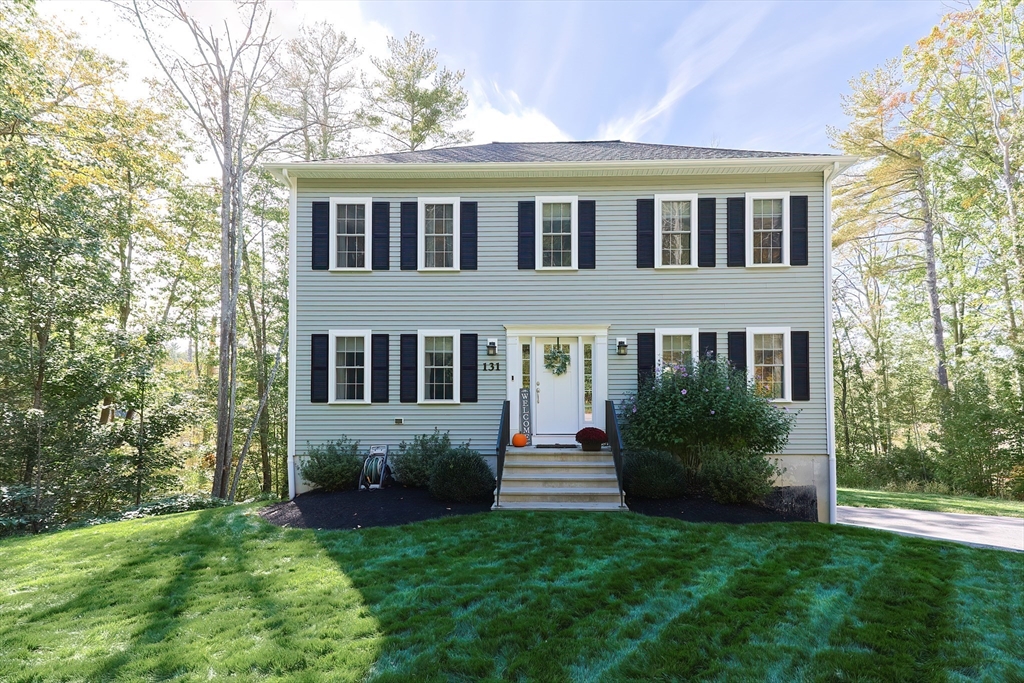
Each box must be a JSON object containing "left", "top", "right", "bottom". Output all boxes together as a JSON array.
[{"left": 837, "top": 506, "right": 1024, "bottom": 552}]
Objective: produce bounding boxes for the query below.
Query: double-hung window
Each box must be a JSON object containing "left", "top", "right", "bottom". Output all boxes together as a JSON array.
[
  {"left": 655, "top": 328, "right": 699, "bottom": 370},
  {"left": 418, "top": 197, "right": 460, "bottom": 271},
  {"left": 329, "top": 329, "right": 371, "bottom": 403},
  {"left": 330, "top": 197, "right": 373, "bottom": 271},
  {"left": 418, "top": 329, "right": 460, "bottom": 403},
  {"left": 535, "top": 196, "right": 578, "bottom": 270},
  {"left": 746, "top": 191, "right": 790, "bottom": 267},
  {"left": 655, "top": 194, "right": 698, "bottom": 267},
  {"left": 746, "top": 327, "right": 791, "bottom": 401}
]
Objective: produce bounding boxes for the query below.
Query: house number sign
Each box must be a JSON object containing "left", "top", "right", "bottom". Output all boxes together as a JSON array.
[{"left": 481, "top": 362, "right": 501, "bottom": 371}]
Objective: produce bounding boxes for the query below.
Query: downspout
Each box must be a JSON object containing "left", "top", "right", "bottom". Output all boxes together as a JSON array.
[
  {"left": 824, "top": 162, "right": 838, "bottom": 523},
  {"left": 286, "top": 169, "right": 298, "bottom": 500}
]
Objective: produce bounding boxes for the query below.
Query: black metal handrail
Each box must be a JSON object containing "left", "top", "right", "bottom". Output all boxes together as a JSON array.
[
  {"left": 495, "top": 399, "right": 510, "bottom": 507},
  {"left": 605, "top": 400, "right": 625, "bottom": 507}
]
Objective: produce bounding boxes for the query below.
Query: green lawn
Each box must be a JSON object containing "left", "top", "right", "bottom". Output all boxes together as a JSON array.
[
  {"left": 1, "top": 507, "right": 1022, "bottom": 682},
  {"left": 838, "top": 487, "right": 1024, "bottom": 518}
]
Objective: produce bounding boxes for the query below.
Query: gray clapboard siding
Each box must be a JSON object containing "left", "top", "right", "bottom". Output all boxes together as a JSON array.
[{"left": 294, "top": 173, "right": 827, "bottom": 458}]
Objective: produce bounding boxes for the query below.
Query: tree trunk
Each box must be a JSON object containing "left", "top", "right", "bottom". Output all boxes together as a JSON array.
[
  {"left": 213, "top": 123, "right": 235, "bottom": 499},
  {"left": 917, "top": 171, "right": 949, "bottom": 392}
]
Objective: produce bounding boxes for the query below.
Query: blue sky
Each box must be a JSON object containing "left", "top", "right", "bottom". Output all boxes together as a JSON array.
[{"left": 44, "top": 0, "right": 948, "bottom": 156}]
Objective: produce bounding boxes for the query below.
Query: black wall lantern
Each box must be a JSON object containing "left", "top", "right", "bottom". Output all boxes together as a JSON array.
[
  {"left": 486, "top": 339, "right": 498, "bottom": 356},
  {"left": 616, "top": 338, "right": 628, "bottom": 355}
]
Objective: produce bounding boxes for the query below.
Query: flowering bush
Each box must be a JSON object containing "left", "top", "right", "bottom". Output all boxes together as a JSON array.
[
  {"left": 622, "top": 357, "right": 794, "bottom": 476},
  {"left": 575, "top": 427, "right": 607, "bottom": 444}
]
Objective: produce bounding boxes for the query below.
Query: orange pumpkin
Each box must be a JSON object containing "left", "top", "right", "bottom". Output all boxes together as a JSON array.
[{"left": 511, "top": 433, "right": 528, "bottom": 447}]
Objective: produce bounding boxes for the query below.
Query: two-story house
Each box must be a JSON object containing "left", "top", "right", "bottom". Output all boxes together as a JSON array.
[{"left": 267, "top": 141, "right": 855, "bottom": 523}]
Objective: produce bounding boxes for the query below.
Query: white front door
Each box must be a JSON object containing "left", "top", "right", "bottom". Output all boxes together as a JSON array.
[{"left": 535, "top": 337, "right": 579, "bottom": 435}]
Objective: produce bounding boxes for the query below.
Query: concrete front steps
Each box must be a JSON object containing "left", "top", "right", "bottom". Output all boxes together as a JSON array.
[{"left": 493, "top": 446, "right": 626, "bottom": 511}]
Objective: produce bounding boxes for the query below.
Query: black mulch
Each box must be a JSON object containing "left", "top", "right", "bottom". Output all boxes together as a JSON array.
[
  {"left": 259, "top": 485, "right": 806, "bottom": 531},
  {"left": 626, "top": 495, "right": 809, "bottom": 524},
  {"left": 259, "top": 485, "right": 492, "bottom": 530}
]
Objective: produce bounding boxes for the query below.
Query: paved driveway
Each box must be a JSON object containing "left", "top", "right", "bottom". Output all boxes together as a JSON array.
[{"left": 837, "top": 506, "right": 1024, "bottom": 552}]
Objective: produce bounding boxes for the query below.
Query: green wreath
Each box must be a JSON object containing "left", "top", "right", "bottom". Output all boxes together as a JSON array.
[{"left": 544, "top": 345, "right": 571, "bottom": 376}]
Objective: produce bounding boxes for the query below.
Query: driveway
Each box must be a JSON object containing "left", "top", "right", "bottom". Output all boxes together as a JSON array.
[{"left": 837, "top": 506, "right": 1024, "bottom": 552}]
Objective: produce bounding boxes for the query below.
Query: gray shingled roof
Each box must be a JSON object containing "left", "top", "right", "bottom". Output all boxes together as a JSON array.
[{"left": 310, "top": 140, "right": 833, "bottom": 165}]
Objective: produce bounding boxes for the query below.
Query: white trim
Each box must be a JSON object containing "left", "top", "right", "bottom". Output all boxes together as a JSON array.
[
  {"left": 746, "top": 327, "right": 792, "bottom": 402},
  {"left": 535, "top": 195, "right": 579, "bottom": 270},
  {"left": 328, "top": 196, "right": 373, "bottom": 271},
  {"left": 417, "top": 197, "right": 460, "bottom": 271},
  {"left": 824, "top": 163, "right": 838, "bottom": 524},
  {"left": 504, "top": 324, "right": 610, "bottom": 336},
  {"left": 417, "top": 329, "right": 461, "bottom": 404},
  {"left": 745, "top": 191, "right": 790, "bottom": 268},
  {"left": 654, "top": 327, "right": 700, "bottom": 367},
  {"left": 328, "top": 329, "right": 372, "bottom": 404},
  {"left": 654, "top": 194, "right": 699, "bottom": 268},
  {"left": 286, "top": 171, "right": 297, "bottom": 500}
]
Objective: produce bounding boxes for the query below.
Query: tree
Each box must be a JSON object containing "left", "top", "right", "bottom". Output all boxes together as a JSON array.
[{"left": 360, "top": 31, "right": 471, "bottom": 152}]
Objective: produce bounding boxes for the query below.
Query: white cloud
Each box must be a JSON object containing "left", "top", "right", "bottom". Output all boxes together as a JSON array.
[
  {"left": 463, "top": 80, "right": 569, "bottom": 144},
  {"left": 598, "top": 2, "right": 771, "bottom": 142}
]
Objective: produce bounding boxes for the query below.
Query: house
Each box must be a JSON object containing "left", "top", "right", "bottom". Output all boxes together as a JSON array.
[{"left": 266, "top": 141, "right": 855, "bottom": 522}]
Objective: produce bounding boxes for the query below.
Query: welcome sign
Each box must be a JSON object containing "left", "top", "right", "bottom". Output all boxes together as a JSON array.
[{"left": 519, "top": 388, "right": 532, "bottom": 445}]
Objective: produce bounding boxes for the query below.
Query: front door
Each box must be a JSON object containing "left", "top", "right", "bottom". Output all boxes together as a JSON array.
[{"left": 535, "top": 337, "right": 579, "bottom": 435}]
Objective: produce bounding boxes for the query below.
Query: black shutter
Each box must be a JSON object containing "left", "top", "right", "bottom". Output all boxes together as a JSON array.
[
  {"left": 792, "top": 331, "right": 810, "bottom": 401},
  {"left": 637, "top": 332, "right": 655, "bottom": 383},
  {"left": 460, "top": 201, "right": 478, "bottom": 270},
  {"left": 310, "top": 334, "right": 329, "bottom": 403},
  {"left": 579, "top": 200, "right": 596, "bottom": 269},
  {"left": 400, "top": 334, "right": 417, "bottom": 403},
  {"left": 699, "top": 332, "right": 717, "bottom": 361},
  {"left": 727, "top": 331, "right": 746, "bottom": 372},
  {"left": 460, "top": 333, "right": 478, "bottom": 402},
  {"left": 698, "top": 197, "right": 716, "bottom": 267},
  {"left": 311, "top": 202, "right": 329, "bottom": 270},
  {"left": 791, "top": 195, "right": 808, "bottom": 266},
  {"left": 371, "top": 334, "right": 389, "bottom": 403},
  {"left": 400, "top": 201, "right": 417, "bottom": 270},
  {"left": 636, "top": 198, "right": 654, "bottom": 268},
  {"left": 518, "top": 201, "right": 535, "bottom": 270},
  {"left": 372, "top": 202, "right": 390, "bottom": 270},
  {"left": 727, "top": 197, "right": 745, "bottom": 267}
]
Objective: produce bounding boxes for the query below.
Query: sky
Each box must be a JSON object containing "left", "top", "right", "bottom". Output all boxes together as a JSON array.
[{"left": 40, "top": 0, "right": 948, "bottom": 157}]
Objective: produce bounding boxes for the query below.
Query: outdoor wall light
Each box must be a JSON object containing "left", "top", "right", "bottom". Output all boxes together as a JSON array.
[
  {"left": 486, "top": 339, "right": 498, "bottom": 356},
  {"left": 617, "top": 338, "right": 628, "bottom": 355}
]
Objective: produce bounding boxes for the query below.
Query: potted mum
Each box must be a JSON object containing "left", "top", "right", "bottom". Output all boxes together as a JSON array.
[{"left": 575, "top": 427, "right": 607, "bottom": 452}]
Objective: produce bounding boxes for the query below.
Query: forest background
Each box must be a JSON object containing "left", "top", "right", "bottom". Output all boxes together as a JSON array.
[{"left": 2, "top": 0, "right": 1022, "bottom": 534}]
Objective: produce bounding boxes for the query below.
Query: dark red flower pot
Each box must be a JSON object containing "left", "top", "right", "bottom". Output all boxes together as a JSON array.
[{"left": 580, "top": 440, "right": 602, "bottom": 452}]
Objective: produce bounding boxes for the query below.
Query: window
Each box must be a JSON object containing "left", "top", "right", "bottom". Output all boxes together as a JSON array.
[
  {"left": 746, "top": 327, "right": 791, "bottom": 401},
  {"left": 655, "top": 194, "right": 698, "bottom": 267},
  {"left": 655, "top": 328, "right": 699, "bottom": 369},
  {"left": 535, "top": 196, "right": 578, "bottom": 269},
  {"left": 418, "top": 197, "right": 460, "bottom": 271},
  {"left": 329, "top": 330, "right": 371, "bottom": 403},
  {"left": 418, "top": 329, "right": 460, "bottom": 403},
  {"left": 745, "top": 192, "right": 789, "bottom": 267},
  {"left": 521, "top": 343, "right": 531, "bottom": 390},
  {"left": 329, "top": 197, "right": 372, "bottom": 270},
  {"left": 583, "top": 342, "right": 593, "bottom": 421}
]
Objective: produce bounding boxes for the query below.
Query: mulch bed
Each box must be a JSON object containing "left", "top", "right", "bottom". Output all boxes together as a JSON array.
[
  {"left": 260, "top": 485, "right": 803, "bottom": 530},
  {"left": 258, "top": 485, "right": 492, "bottom": 530}
]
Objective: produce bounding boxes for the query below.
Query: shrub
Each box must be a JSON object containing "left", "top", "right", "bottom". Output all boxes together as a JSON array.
[
  {"left": 395, "top": 429, "right": 452, "bottom": 487},
  {"left": 622, "top": 449, "right": 687, "bottom": 499},
  {"left": 299, "top": 438, "right": 363, "bottom": 491},
  {"left": 622, "top": 357, "right": 794, "bottom": 475},
  {"left": 118, "top": 495, "right": 232, "bottom": 521},
  {"left": 699, "top": 444, "right": 782, "bottom": 504},
  {"left": 428, "top": 445, "right": 495, "bottom": 503}
]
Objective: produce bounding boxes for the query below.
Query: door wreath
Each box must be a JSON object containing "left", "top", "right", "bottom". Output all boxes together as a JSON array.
[{"left": 544, "top": 339, "right": 571, "bottom": 376}]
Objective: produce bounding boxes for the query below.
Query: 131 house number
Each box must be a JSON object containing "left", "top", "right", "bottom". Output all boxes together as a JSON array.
[{"left": 481, "top": 362, "right": 501, "bottom": 371}]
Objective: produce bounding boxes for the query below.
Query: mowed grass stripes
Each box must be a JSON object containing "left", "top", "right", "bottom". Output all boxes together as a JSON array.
[{"left": 0, "top": 507, "right": 1021, "bottom": 682}]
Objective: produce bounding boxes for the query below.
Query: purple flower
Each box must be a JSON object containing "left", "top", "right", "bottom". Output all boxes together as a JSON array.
[
  {"left": 632, "top": 406, "right": 637, "bottom": 413},
  {"left": 710, "top": 410, "right": 715, "bottom": 415},
  {"left": 725, "top": 386, "right": 729, "bottom": 390},
  {"left": 680, "top": 389, "right": 687, "bottom": 396},
  {"left": 703, "top": 388, "right": 709, "bottom": 392},
  {"left": 784, "top": 407, "right": 789, "bottom": 412}
]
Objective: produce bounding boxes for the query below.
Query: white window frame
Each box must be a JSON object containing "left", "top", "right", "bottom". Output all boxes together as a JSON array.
[
  {"left": 328, "top": 329, "right": 372, "bottom": 404},
  {"left": 654, "top": 194, "right": 699, "bottom": 268},
  {"left": 329, "top": 197, "right": 373, "bottom": 272},
  {"left": 655, "top": 327, "right": 700, "bottom": 369},
  {"left": 417, "top": 197, "right": 460, "bottom": 271},
  {"left": 746, "top": 326, "right": 792, "bottom": 403},
  {"left": 745, "top": 191, "right": 790, "bottom": 268},
  {"left": 417, "top": 329, "right": 461, "bottom": 404},
  {"left": 535, "top": 195, "right": 579, "bottom": 270}
]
